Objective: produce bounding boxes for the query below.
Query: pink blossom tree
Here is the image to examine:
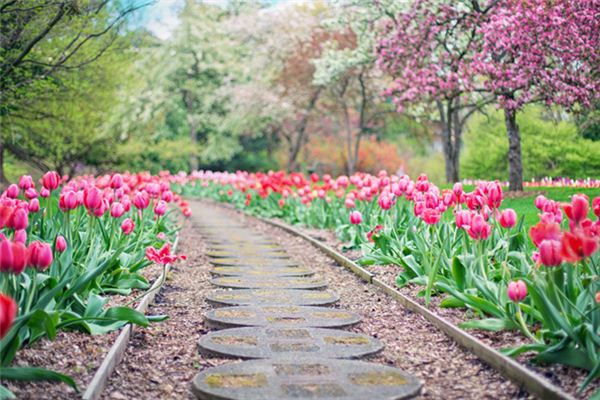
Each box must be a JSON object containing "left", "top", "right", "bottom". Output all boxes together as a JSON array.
[
  {"left": 376, "top": 0, "right": 497, "bottom": 183},
  {"left": 474, "top": 0, "right": 600, "bottom": 191}
]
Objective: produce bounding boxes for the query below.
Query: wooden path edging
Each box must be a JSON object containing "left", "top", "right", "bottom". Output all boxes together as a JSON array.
[
  {"left": 81, "top": 235, "right": 181, "bottom": 400},
  {"left": 257, "top": 215, "right": 575, "bottom": 400}
]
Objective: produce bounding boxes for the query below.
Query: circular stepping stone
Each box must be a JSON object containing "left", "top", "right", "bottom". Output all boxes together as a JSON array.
[
  {"left": 198, "top": 327, "right": 383, "bottom": 359},
  {"left": 205, "top": 239, "right": 277, "bottom": 246},
  {"left": 207, "top": 251, "right": 289, "bottom": 259},
  {"left": 210, "top": 277, "right": 327, "bottom": 290},
  {"left": 209, "top": 244, "right": 284, "bottom": 252},
  {"left": 191, "top": 357, "right": 422, "bottom": 400},
  {"left": 206, "top": 289, "right": 339, "bottom": 307},
  {"left": 204, "top": 306, "right": 361, "bottom": 329},
  {"left": 211, "top": 258, "right": 298, "bottom": 268},
  {"left": 210, "top": 266, "right": 314, "bottom": 277}
]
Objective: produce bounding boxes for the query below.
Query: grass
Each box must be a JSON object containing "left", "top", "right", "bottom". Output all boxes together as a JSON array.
[{"left": 450, "top": 185, "right": 599, "bottom": 228}]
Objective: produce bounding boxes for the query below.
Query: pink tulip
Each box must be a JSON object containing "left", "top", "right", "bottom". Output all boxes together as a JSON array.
[
  {"left": 378, "top": 194, "right": 393, "bottom": 210},
  {"left": 83, "top": 187, "right": 102, "bottom": 212},
  {"left": 0, "top": 240, "right": 28, "bottom": 274},
  {"left": 344, "top": 198, "right": 355, "bottom": 209},
  {"left": 28, "top": 199, "right": 40, "bottom": 213},
  {"left": 592, "top": 196, "right": 600, "bottom": 218},
  {"left": 59, "top": 190, "right": 78, "bottom": 211},
  {"left": 40, "top": 188, "right": 50, "bottom": 198},
  {"left": 154, "top": 200, "right": 167, "bottom": 216},
  {"left": 5, "top": 184, "right": 19, "bottom": 199},
  {"left": 13, "top": 230, "right": 26, "bottom": 244},
  {"left": 422, "top": 208, "right": 441, "bottom": 225},
  {"left": 25, "top": 188, "right": 37, "bottom": 199},
  {"left": 563, "top": 194, "right": 588, "bottom": 224},
  {"left": 455, "top": 210, "right": 472, "bottom": 228},
  {"left": 110, "top": 174, "right": 123, "bottom": 189},
  {"left": 55, "top": 235, "right": 67, "bottom": 253},
  {"left": 8, "top": 208, "right": 28, "bottom": 230},
  {"left": 539, "top": 240, "right": 562, "bottom": 267},
  {"left": 534, "top": 195, "right": 547, "bottom": 210},
  {"left": 349, "top": 210, "right": 362, "bottom": 225},
  {"left": 28, "top": 241, "right": 53, "bottom": 271},
  {"left": 467, "top": 214, "right": 492, "bottom": 240},
  {"left": 121, "top": 218, "right": 135, "bottom": 235},
  {"left": 110, "top": 202, "right": 125, "bottom": 218},
  {"left": 498, "top": 209, "right": 517, "bottom": 229},
  {"left": 42, "top": 171, "right": 60, "bottom": 191},
  {"left": 507, "top": 280, "right": 527, "bottom": 303},
  {"left": 133, "top": 191, "right": 150, "bottom": 210},
  {"left": 18, "top": 175, "right": 34, "bottom": 190}
]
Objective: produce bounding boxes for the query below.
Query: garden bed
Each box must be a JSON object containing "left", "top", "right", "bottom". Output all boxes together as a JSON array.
[{"left": 270, "top": 220, "right": 599, "bottom": 399}]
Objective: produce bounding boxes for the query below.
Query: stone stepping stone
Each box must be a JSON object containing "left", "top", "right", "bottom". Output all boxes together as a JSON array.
[
  {"left": 191, "top": 357, "right": 422, "bottom": 400},
  {"left": 210, "top": 276, "right": 327, "bottom": 290},
  {"left": 206, "top": 251, "right": 289, "bottom": 259},
  {"left": 205, "top": 239, "right": 277, "bottom": 246},
  {"left": 198, "top": 327, "right": 383, "bottom": 359},
  {"left": 206, "top": 289, "right": 339, "bottom": 307},
  {"left": 204, "top": 306, "right": 361, "bottom": 329},
  {"left": 210, "top": 266, "right": 314, "bottom": 277},
  {"left": 209, "top": 244, "right": 284, "bottom": 252},
  {"left": 210, "top": 258, "right": 298, "bottom": 268}
]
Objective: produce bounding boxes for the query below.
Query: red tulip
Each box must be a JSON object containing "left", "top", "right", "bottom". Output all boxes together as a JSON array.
[
  {"left": 498, "top": 209, "right": 517, "bottom": 229},
  {"left": 529, "top": 221, "right": 562, "bottom": 247},
  {"left": 563, "top": 194, "right": 589, "bottom": 224},
  {"left": 28, "top": 241, "right": 53, "bottom": 271},
  {"left": 182, "top": 207, "right": 192, "bottom": 217},
  {"left": 55, "top": 235, "right": 67, "bottom": 253},
  {"left": 0, "top": 293, "right": 17, "bottom": 339},
  {"left": 349, "top": 210, "right": 362, "bottom": 225},
  {"left": 0, "top": 205, "right": 12, "bottom": 228},
  {"left": 121, "top": 218, "right": 135, "bottom": 235},
  {"left": 507, "top": 280, "right": 527, "bottom": 302},
  {"left": 538, "top": 240, "right": 562, "bottom": 266},
  {"left": 0, "top": 239, "right": 28, "bottom": 274},
  {"left": 42, "top": 171, "right": 60, "bottom": 191},
  {"left": 560, "top": 231, "right": 598, "bottom": 263}
]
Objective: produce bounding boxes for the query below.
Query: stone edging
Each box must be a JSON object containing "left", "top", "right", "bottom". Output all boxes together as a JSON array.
[
  {"left": 81, "top": 234, "right": 181, "bottom": 400},
  {"left": 257, "top": 215, "right": 575, "bottom": 400}
]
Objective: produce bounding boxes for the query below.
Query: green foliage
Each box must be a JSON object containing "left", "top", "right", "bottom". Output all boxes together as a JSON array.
[{"left": 462, "top": 106, "right": 600, "bottom": 180}]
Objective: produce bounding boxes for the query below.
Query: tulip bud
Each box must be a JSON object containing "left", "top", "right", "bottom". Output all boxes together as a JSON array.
[
  {"left": 498, "top": 209, "right": 517, "bottom": 229},
  {"left": 28, "top": 241, "right": 53, "bottom": 271},
  {"left": 14, "top": 230, "right": 27, "bottom": 244},
  {"left": 133, "top": 191, "right": 150, "bottom": 210},
  {"left": 8, "top": 208, "right": 28, "bottom": 230},
  {"left": 42, "top": 171, "right": 60, "bottom": 191},
  {"left": 28, "top": 199, "right": 40, "bottom": 213},
  {"left": 349, "top": 210, "right": 362, "bottom": 225},
  {"left": 110, "top": 174, "right": 123, "bottom": 189},
  {"left": 40, "top": 188, "right": 50, "bottom": 198},
  {"left": 121, "top": 218, "right": 135, "bottom": 235},
  {"left": 83, "top": 187, "right": 103, "bottom": 213},
  {"left": 59, "top": 190, "right": 78, "bottom": 211},
  {"left": 538, "top": 240, "right": 562, "bottom": 266},
  {"left": 154, "top": 200, "right": 167, "bottom": 216},
  {"left": 25, "top": 188, "right": 37, "bottom": 200},
  {"left": 5, "top": 184, "right": 19, "bottom": 199},
  {"left": 0, "top": 240, "right": 28, "bottom": 274},
  {"left": 110, "top": 202, "right": 125, "bottom": 218},
  {"left": 18, "top": 175, "right": 34, "bottom": 190},
  {"left": 507, "top": 280, "right": 527, "bottom": 303},
  {"left": 0, "top": 293, "right": 17, "bottom": 339},
  {"left": 55, "top": 235, "right": 67, "bottom": 253}
]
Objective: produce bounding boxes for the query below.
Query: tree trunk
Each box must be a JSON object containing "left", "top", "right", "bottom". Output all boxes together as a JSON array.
[
  {"left": 504, "top": 107, "right": 523, "bottom": 191},
  {"left": 437, "top": 100, "right": 460, "bottom": 183},
  {"left": 0, "top": 139, "right": 6, "bottom": 188},
  {"left": 341, "top": 102, "right": 355, "bottom": 175},
  {"left": 183, "top": 90, "right": 198, "bottom": 172},
  {"left": 286, "top": 88, "right": 321, "bottom": 172}
]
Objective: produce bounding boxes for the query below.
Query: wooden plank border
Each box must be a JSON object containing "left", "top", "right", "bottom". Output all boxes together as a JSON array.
[
  {"left": 82, "top": 235, "right": 181, "bottom": 400},
  {"left": 256, "top": 214, "right": 575, "bottom": 400}
]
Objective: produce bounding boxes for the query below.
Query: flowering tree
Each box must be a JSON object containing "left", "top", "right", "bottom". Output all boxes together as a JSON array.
[
  {"left": 376, "top": 0, "right": 496, "bottom": 183},
  {"left": 474, "top": 0, "right": 600, "bottom": 191}
]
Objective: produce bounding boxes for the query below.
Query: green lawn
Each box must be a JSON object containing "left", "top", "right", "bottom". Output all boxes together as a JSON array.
[{"left": 451, "top": 186, "right": 599, "bottom": 228}]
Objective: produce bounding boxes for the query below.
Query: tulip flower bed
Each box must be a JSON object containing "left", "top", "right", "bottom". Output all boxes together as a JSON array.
[
  {"left": 0, "top": 172, "right": 188, "bottom": 398},
  {"left": 178, "top": 171, "right": 600, "bottom": 397}
]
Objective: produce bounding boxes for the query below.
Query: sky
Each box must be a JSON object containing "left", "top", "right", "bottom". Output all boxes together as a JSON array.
[{"left": 136, "top": 0, "right": 289, "bottom": 40}]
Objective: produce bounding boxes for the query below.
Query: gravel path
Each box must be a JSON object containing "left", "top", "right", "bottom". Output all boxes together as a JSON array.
[{"left": 101, "top": 200, "right": 527, "bottom": 399}]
